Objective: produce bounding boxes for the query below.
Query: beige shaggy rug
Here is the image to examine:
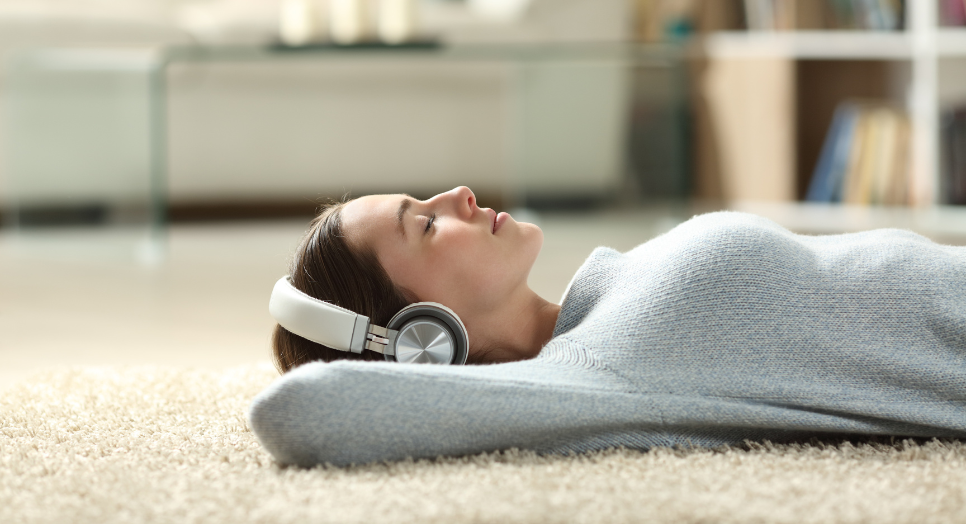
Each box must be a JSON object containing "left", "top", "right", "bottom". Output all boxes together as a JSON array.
[{"left": 4, "top": 365, "right": 966, "bottom": 524}]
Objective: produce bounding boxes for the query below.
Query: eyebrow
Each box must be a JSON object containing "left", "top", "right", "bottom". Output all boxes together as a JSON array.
[{"left": 396, "top": 197, "right": 413, "bottom": 238}]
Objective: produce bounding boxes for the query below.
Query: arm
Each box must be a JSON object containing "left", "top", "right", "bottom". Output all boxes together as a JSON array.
[{"left": 247, "top": 347, "right": 655, "bottom": 466}]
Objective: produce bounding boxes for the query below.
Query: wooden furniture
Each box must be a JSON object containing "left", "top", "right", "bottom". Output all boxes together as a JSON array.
[{"left": 690, "top": 1, "right": 966, "bottom": 211}]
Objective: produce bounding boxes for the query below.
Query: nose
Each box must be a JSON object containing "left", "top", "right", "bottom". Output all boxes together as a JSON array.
[{"left": 434, "top": 186, "right": 476, "bottom": 219}]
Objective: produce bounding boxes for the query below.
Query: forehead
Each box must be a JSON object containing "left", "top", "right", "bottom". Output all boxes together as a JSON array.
[{"left": 341, "top": 194, "right": 404, "bottom": 248}]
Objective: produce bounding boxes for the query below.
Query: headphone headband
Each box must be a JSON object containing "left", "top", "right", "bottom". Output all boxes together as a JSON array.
[
  {"left": 269, "top": 275, "right": 469, "bottom": 365},
  {"left": 269, "top": 276, "right": 371, "bottom": 353}
]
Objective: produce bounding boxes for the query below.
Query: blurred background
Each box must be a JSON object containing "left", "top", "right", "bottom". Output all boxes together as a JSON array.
[{"left": 3, "top": 0, "right": 966, "bottom": 388}]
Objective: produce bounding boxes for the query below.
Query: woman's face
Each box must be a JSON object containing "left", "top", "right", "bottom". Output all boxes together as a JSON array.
[{"left": 341, "top": 186, "right": 543, "bottom": 318}]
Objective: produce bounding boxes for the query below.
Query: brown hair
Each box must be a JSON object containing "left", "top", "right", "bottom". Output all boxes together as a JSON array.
[{"left": 271, "top": 201, "right": 415, "bottom": 373}]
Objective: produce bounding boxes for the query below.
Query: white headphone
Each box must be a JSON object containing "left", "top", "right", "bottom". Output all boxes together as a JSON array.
[{"left": 269, "top": 276, "right": 469, "bottom": 365}]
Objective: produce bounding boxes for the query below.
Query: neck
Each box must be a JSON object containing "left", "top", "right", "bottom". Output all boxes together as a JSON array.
[{"left": 468, "top": 288, "right": 561, "bottom": 364}]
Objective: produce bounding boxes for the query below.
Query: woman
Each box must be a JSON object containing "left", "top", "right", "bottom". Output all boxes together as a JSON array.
[{"left": 249, "top": 186, "right": 966, "bottom": 467}]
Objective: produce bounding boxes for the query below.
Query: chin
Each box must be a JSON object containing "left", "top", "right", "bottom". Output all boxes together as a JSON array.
[
  {"left": 520, "top": 220, "right": 543, "bottom": 241},
  {"left": 517, "top": 221, "right": 544, "bottom": 258}
]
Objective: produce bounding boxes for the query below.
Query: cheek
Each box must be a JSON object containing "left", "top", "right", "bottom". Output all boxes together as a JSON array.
[
  {"left": 420, "top": 233, "right": 496, "bottom": 296},
  {"left": 439, "top": 228, "right": 533, "bottom": 295},
  {"left": 403, "top": 224, "right": 541, "bottom": 306},
  {"left": 378, "top": 242, "right": 430, "bottom": 301},
  {"left": 436, "top": 234, "right": 489, "bottom": 275},
  {"left": 381, "top": 241, "right": 480, "bottom": 304}
]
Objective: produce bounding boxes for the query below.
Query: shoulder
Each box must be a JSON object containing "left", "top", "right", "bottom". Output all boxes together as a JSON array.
[
  {"left": 551, "top": 212, "right": 797, "bottom": 339},
  {"left": 657, "top": 211, "right": 791, "bottom": 248},
  {"left": 636, "top": 211, "right": 808, "bottom": 269},
  {"left": 682, "top": 210, "right": 781, "bottom": 229}
]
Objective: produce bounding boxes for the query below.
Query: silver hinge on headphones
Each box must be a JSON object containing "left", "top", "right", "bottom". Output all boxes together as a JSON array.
[{"left": 365, "top": 324, "right": 398, "bottom": 356}]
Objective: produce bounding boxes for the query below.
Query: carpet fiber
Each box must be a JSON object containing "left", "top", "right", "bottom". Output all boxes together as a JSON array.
[{"left": 3, "top": 365, "right": 966, "bottom": 524}]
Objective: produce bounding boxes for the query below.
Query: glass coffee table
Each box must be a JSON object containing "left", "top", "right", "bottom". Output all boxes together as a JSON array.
[{"left": 5, "top": 41, "right": 688, "bottom": 258}]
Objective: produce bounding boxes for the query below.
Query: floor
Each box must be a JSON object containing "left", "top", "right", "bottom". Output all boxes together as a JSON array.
[{"left": 3, "top": 201, "right": 966, "bottom": 390}]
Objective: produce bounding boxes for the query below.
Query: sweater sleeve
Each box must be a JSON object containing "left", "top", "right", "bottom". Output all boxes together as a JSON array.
[{"left": 247, "top": 342, "right": 658, "bottom": 467}]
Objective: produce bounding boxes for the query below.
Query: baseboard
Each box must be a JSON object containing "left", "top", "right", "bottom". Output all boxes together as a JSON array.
[
  {"left": 167, "top": 200, "right": 323, "bottom": 222},
  {"left": 0, "top": 192, "right": 512, "bottom": 227}
]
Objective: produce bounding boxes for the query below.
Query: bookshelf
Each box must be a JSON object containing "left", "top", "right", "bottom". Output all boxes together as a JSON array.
[
  {"left": 691, "top": 0, "right": 966, "bottom": 213},
  {"left": 702, "top": 31, "right": 913, "bottom": 59},
  {"left": 938, "top": 28, "right": 966, "bottom": 55}
]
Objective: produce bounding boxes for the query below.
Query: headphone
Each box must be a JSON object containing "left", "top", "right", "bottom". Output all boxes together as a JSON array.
[{"left": 269, "top": 276, "right": 469, "bottom": 365}]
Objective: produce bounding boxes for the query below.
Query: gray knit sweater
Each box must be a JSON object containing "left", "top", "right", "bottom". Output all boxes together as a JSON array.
[{"left": 248, "top": 211, "right": 966, "bottom": 467}]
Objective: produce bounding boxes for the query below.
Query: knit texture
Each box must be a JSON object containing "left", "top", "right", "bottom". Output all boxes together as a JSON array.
[{"left": 248, "top": 211, "right": 966, "bottom": 467}]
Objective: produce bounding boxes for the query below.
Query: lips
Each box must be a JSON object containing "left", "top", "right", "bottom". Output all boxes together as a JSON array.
[
  {"left": 493, "top": 212, "right": 509, "bottom": 234},
  {"left": 484, "top": 208, "right": 509, "bottom": 234}
]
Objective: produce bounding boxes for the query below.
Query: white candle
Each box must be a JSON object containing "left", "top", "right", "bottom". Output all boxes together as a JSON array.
[
  {"left": 378, "top": 0, "right": 417, "bottom": 45},
  {"left": 330, "top": 0, "right": 370, "bottom": 44},
  {"left": 279, "top": 0, "right": 326, "bottom": 46}
]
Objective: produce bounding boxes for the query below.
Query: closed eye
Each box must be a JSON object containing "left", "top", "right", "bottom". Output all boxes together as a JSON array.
[{"left": 424, "top": 213, "right": 436, "bottom": 234}]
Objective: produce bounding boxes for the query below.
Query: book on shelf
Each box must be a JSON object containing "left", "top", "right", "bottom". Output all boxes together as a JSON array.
[
  {"left": 806, "top": 103, "right": 858, "bottom": 202},
  {"left": 741, "top": 0, "right": 904, "bottom": 31},
  {"left": 940, "top": 0, "right": 966, "bottom": 27},
  {"left": 941, "top": 107, "right": 966, "bottom": 205},
  {"left": 806, "top": 101, "right": 910, "bottom": 206},
  {"left": 633, "top": 0, "right": 908, "bottom": 38}
]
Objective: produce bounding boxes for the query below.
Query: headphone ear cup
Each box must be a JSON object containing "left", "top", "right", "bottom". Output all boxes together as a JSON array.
[{"left": 385, "top": 303, "right": 469, "bottom": 365}]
